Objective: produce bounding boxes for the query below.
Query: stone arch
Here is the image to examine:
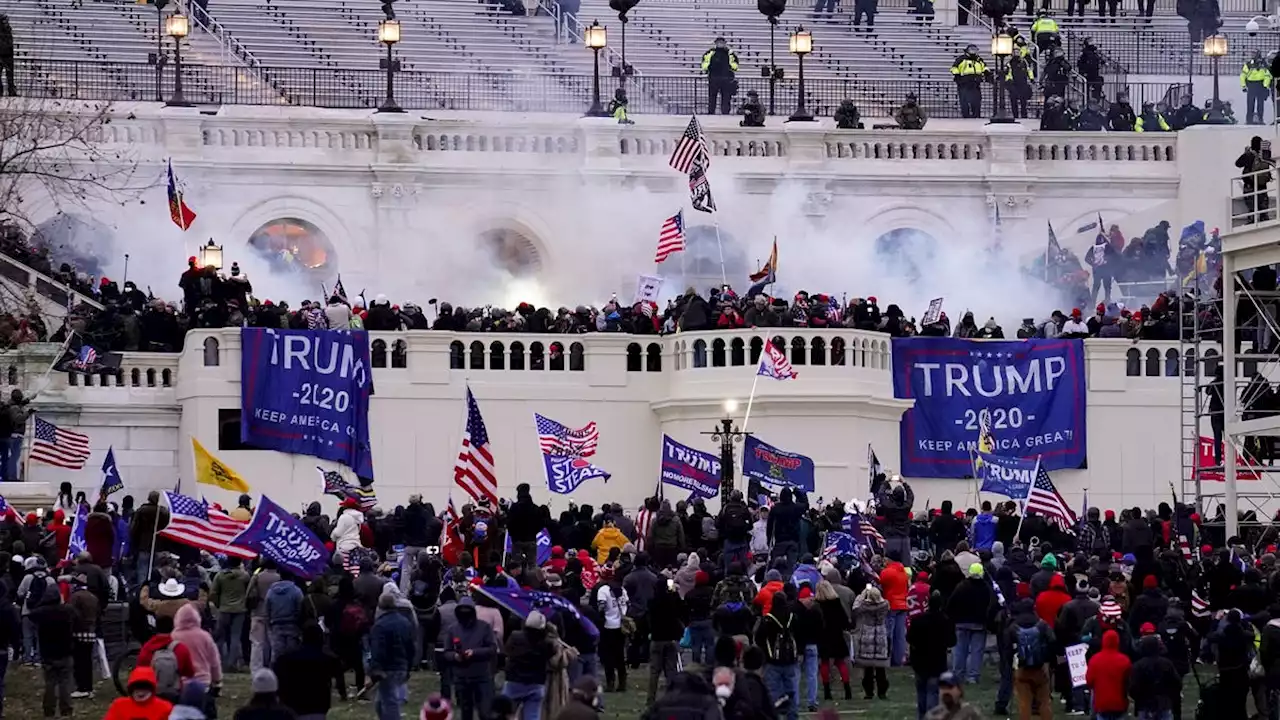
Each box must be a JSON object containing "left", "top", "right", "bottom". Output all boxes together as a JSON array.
[
  {"left": 391, "top": 340, "right": 407, "bottom": 368},
  {"left": 627, "top": 342, "right": 642, "bottom": 372},
  {"left": 146, "top": 368, "right": 156, "bottom": 387},
  {"left": 1144, "top": 347, "right": 1160, "bottom": 377},
  {"left": 161, "top": 368, "right": 172, "bottom": 387},
  {"left": 861, "top": 203, "right": 956, "bottom": 251},
  {"left": 530, "top": 341, "right": 546, "bottom": 370},
  {"left": 550, "top": 342, "right": 565, "bottom": 371},
  {"left": 1165, "top": 348, "right": 1180, "bottom": 377},
  {"left": 203, "top": 337, "right": 220, "bottom": 367},
  {"left": 790, "top": 336, "right": 806, "bottom": 366},
  {"left": 449, "top": 341, "right": 465, "bottom": 369},
  {"left": 811, "top": 337, "right": 826, "bottom": 366},
  {"left": 246, "top": 217, "right": 337, "bottom": 277},
  {"left": 1126, "top": 347, "right": 1141, "bottom": 376},
  {"left": 510, "top": 341, "right": 526, "bottom": 370},
  {"left": 469, "top": 341, "right": 485, "bottom": 370},
  {"left": 489, "top": 341, "right": 506, "bottom": 370},
  {"left": 371, "top": 339, "right": 388, "bottom": 368},
  {"left": 730, "top": 338, "right": 745, "bottom": 366},
  {"left": 569, "top": 342, "right": 585, "bottom": 371},
  {"left": 831, "top": 337, "right": 846, "bottom": 366},
  {"left": 712, "top": 338, "right": 727, "bottom": 367},
  {"left": 750, "top": 336, "right": 764, "bottom": 365},
  {"left": 692, "top": 339, "right": 708, "bottom": 368},
  {"left": 646, "top": 343, "right": 662, "bottom": 371},
  {"left": 872, "top": 228, "right": 940, "bottom": 284},
  {"left": 228, "top": 195, "right": 353, "bottom": 280}
]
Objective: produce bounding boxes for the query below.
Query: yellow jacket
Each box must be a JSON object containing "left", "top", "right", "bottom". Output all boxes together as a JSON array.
[{"left": 592, "top": 526, "right": 629, "bottom": 564}]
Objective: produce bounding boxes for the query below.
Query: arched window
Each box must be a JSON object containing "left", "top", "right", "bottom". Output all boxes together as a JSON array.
[
  {"left": 489, "top": 342, "right": 505, "bottom": 370},
  {"left": 530, "top": 342, "right": 545, "bottom": 370},
  {"left": 811, "top": 337, "right": 827, "bottom": 366},
  {"left": 162, "top": 368, "right": 172, "bottom": 387},
  {"left": 712, "top": 339, "right": 727, "bottom": 367},
  {"left": 569, "top": 342, "right": 585, "bottom": 371},
  {"left": 646, "top": 343, "right": 662, "bottom": 372},
  {"left": 130, "top": 368, "right": 141, "bottom": 387},
  {"left": 6, "top": 366, "right": 16, "bottom": 385},
  {"left": 693, "top": 339, "right": 708, "bottom": 369},
  {"left": 1125, "top": 348, "right": 1141, "bottom": 376},
  {"left": 730, "top": 338, "right": 745, "bottom": 366},
  {"left": 1204, "top": 349, "right": 1220, "bottom": 377},
  {"left": 1144, "top": 348, "right": 1160, "bottom": 377},
  {"left": 469, "top": 341, "right": 485, "bottom": 370},
  {"left": 1165, "top": 348, "right": 1180, "bottom": 377},
  {"left": 449, "top": 341, "right": 464, "bottom": 370},
  {"left": 371, "top": 339, "right": 388, "bottom": 368},
  {"left": 550, "top": 342, "right": 565, "bottom": 371},
  {"left": 831, "top": 337, "right": 846, "bottom": 366},
  {"left": 1184, "top": 348, "right": 1197, "bottom": 377},
  {"left": 68, "top": 373, "right": 78, "bottom": 386},
  {"left": 627, "top": 343, "right": 642, "bottom": 372},
  {"left": 202, "top": 337, "right": 220, "bottom": 367},
  {"left": 510, "top": 341, "right": 526, "bottom": 371},
  {"left": 750, "top": 337, "right": 764, "bottom": 365},
  {"left": 786, "top": 337, "right": 802, "bottom": 366},
  {"left": 146, "top": 368, "right": 157, "bottom": 387},
  {"left": 392, "top": 340, "right": 407, "bottom": 368}
]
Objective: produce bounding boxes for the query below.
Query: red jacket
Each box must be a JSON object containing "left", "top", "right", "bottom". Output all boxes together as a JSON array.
[
  {"left": 880, "top": 562, "right": 910, "bottom": 611},
  {"left": 1035, "top": 575, "right": 1071, "bottom": 626},
  {"left": 138, "top": 633, "right": 196, "bottom": 681},
  {"left": 753, "top": 581, "right": 785, "bottom": 615},
  {"left": 1085, "top": 630, "right": 1131, "bottom": 714}
]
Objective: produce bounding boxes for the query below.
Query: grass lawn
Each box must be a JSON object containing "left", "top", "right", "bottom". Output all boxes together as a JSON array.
[{"left": 1, "top": 662, "right": 1205, "bottom": 719}]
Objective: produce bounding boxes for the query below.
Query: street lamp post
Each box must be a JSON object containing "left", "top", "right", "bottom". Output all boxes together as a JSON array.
[
  {"left": 164, "top": 13, "right": 192, "bottom": 107},
  {"left": 989, "top": 32, "right": 1014, "bottom": 124},
  {"left": 377, "top": 19, "right": 404, "bottom": 113},
  {"left": 787, "top": 26, "right": 814, "bottom": 122},
  {"left": 584, "top": 20, "right": 610, "bottom": 117},
  {"left": 1204, "top": 34, "right": 1229, "bottom": 124},
  {"left": 198, "top": 239, "right": 223, "bottom": 270},
  {"left": 703, "top": 399, "right": 749, "bottom": 498},
  {"left": 608, "top": 0, "right": 637, "bottom": 90}
]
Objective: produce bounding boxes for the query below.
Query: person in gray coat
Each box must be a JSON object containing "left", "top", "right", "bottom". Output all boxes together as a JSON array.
[{"left": 444, "top": 597, "right": 496, "bottom": 720}]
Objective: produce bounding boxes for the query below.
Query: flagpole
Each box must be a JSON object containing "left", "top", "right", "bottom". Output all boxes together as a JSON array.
[
  {"left": 502, "top": 529, "right": 509, "bottom": 567},
  {"left": 146, "top": 493, "right": 166, "bottom": 584},
  {"left": 1014, "top": 455, "right": 1041, "bottom": 542},
  {"left": 712, "top": 218, "right": 727, "bottom": 287},
  {"left": 17, "top": 414, "right": 32, "bottom": 484},
  {"left": 740, "top": 368, "right": 763, "bottom": 433}
]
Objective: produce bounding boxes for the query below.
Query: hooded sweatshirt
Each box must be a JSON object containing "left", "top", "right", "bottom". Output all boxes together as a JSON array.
[
  {"left": 1035, "top": 575, "right": 1071, "bottom": 626},
  {"left": 331, "top": 509, "right": 365, "bottom": 554},
  {"left": 970, "top": 512, "right": 997, "bottom": 551},
  {"left": 171, "top": 603, "right": 222, "bottom": 687},
  {"left": 1085, "top": 629, "right": 1131, "bottom": 714},
  {"left": 1130, "top": 635, "right": 1181, "bottom": 713},
  {"left": 265, "top": 580, "right": 303, "bottom": 628},
  {"left": 674, "top": 553, "right": 700, "bottom": 598},
  {"left": 105, "top": 668, "right": 174, "bottom": 720},
  {"left": 591, "top": 526, "right": 628, "bottom": 564}
]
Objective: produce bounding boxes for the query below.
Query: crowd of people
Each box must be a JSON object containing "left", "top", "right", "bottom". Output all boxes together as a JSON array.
[{"left": 0, "top": 475, "right": 1275, "bottom": 720}]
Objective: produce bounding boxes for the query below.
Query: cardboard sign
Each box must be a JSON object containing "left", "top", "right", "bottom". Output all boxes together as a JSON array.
[{"left": 1065, "top": 643, "right": 1089, "bottom": 688}]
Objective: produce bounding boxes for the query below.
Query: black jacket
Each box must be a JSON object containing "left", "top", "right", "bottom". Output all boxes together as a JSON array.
[
  {"left": 649, "top": 587, "right": 687, "bottom": 642},
  {"left": 1107, "top": 102, "right": 1136, "bottom": 131},
  {"left": 1128, "top": 589, "right": 1169, "bottom": 635},
  {"left": 274, "top": 644, "right": 347, "bottom": 714},
  {"left": 503, "top": 627, "right": 554, "bottom": 685},
  {"left": 1129, "top": 636, "right": 1181, "bottom": 713},
  {"left": 946, "top": 577, "right": 993, "bottom": 626},
  {"left": 908, "top": 608, "right": 954, "bottom": 676},
  {"left": 766, "top": 500, "right": 803, "bottom": 544},
  {"left": 506, "top": 497, "right": 543, "bottom": 543}
]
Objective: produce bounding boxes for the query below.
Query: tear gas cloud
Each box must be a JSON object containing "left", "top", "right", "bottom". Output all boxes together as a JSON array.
[{"left": 100, "top": 174, "right": 1071, "bottom": 329}]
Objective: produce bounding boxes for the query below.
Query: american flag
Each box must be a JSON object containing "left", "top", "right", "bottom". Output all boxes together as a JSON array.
[
  {"left": 758, "top": 342, "right": 798, "bottom": 380},
  {"left": 535, "top": 413, "right": 599, "bottom": 458},
  {"left": 30, "top": 417, "right": 91, "bottom": 470},
  {"left": 159, "top": 491, "right": 255, "bottom": 559},
  {"left": 73, "top": 346, "right": 96, "bottom": 370},
  {"left": 844, "top": 510, "right": 884, "bottom": 549},
  {"left": 822, "top": 531, "right": 857, "bottom": 560},
  {"left": 0, "top": 496, "right": 19, "bottom": 523},
  {"left": 688, "top": 157, "right": 716, "bottom": 214},
  {"left": 1178, "top": 534, "right": 1195, "bottom": 565},
  {"left": 668, "top": 115, "right": 708, "bottom": 174},
  {"left": 454, "top": 387, "right": 498, "bottom": 506},
  {"left": 1191, "top": 589, "right": 1210, "bottom": 618},
  {"left": 1026, "top": 466, "right": 1077, "bottom": 529},
  {"left": 318, "top": 467, "right": 378, "bottom": 512},
  {"left": 635, "top": 505, "right": 653, "bottom": 552},
  {"left": 654, "top": 211, "right": 686, "bottom": 264}
]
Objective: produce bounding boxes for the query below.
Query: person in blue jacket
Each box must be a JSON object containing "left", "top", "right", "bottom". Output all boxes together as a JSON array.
[{"left": 969, "top": 502, "right": 998, "bottom": 552}]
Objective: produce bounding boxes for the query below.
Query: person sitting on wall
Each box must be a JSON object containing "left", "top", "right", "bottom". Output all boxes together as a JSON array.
[{"left": 738, "top": 90, "right": 765, "bottom": 127}]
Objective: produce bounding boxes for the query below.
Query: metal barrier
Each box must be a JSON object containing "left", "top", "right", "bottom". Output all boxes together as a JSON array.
[{"left": 10, "top": 59, "right": 1185, "bottom": 119}]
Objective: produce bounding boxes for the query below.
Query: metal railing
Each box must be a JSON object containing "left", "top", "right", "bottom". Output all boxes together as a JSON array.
[{"left": 9, "top": 59, "right": 1187, "bottom": 118}]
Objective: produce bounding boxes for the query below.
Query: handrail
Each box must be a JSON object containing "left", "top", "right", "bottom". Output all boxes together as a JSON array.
[
  {"left": 0, "top": 250, "right": 104, "bottom": 313},
  {"left": 177, "top": 0, "right": 263, "bottom": 69}
]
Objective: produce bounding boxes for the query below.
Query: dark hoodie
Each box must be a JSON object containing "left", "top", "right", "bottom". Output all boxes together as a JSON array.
[
  {"left": 1128, "top": 586, "right": 1169, "bottom": 636},
  {"left": 649, "top": 508, "right": 686, "bottom": 551},
  {"left": 875, "top": 484, "right": 914, "bottom": 539},
  {"left": 929, "top": 501, "right": 966, "bottom": 552},
  {"left": 443, "top": 598, "right": 496, "bottom": 680},
  {"left": 274, "top": 622, "right": 347, "bottom": 715},
  {"left": 0, "top": 582, "right": 18, "bottom": 652},
  {"left": 1159, "top": 606, "right": 1197, "bottom": 677},
  {"left": 1005, "top": 547, "right": 1037, "bottom": 582},
  {"left": 300, "top": 503, "right": 330, "bottom": 541},
  {"left": 1129, "top": 635, "right": 1181, "bottom": 713},
  {"left": 1003, "top": 598, "right": 1054, "bottom": 670},
  {"left": 643, "top": 671, "right": 721, "bottom": 720}
]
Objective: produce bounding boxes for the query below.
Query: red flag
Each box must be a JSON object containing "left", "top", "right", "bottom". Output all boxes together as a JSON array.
[{"left": 167, "top": 160, "right": 197, "bottom": 231}]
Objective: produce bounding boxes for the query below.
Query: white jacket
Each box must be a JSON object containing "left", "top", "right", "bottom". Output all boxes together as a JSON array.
[
  {"left": 596, "top": 583, "right": 629, "bottom": 630},
  {"left": 332, "top": 508, "right": 365, "bottom": 554},
  {"left": 749, "top": 518, "right": 770, "bottom": 557}
]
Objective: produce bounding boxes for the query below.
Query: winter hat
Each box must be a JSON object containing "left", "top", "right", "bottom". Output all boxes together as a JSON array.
[
  {"left": 916, "top": 571, "right": 930, "bottom": 583},
  {"left": 421, "top": 693, "right": 453, "bottom": 720},
  {"left": 1016, "top": 582, "right": 1032, "bottom": 599},
  {"left": 1041, "top": 554, "right": 1058, "bottom": 569},
  {"left": 251, "top": 669, "right": 279, "bottom": 694},
  {"left": 1201, "top": 544, "right": 1214, "bottom": 556},
  {"left": 765, "top": 569, "right": 783, "bottom": 583},
  {"left": 1122, "top": 554, "right": 1136, "bottom": 565},
  {"left": 1088, "top": 587, "right": 1101, "bottom": 601},
  {"left": 1140, "top": 622, "right": 1157, "bottom": 636},
  {"left": 1143, "top": 575, "right": 1158, "bottom": 590},
  {"left": 340, "top": 498, "right": 360, "bottom": 510},
  {"left": 967, "top": 563, "right": 985, "bottom": 579},
  {"left": 1071, "top": 308, "right": 1082, "bottom": 317},
  {"left": 525, "top": 610, "right": 547, "bottom": 630},
  {"left": 621, "top": 542, "right": 636, "bottom": 555},
  {"left": 1104, "top": 510, "right": 1115, "bottom": 520},
  {"left": 694, "top": 570, "right": 710, "bottom": 586},
  {"left": 798, "top": 587, "right": 813, "bottom": 600},
  {"left": 1099, "top": 599, "right": 1122, "bottom": 620}
]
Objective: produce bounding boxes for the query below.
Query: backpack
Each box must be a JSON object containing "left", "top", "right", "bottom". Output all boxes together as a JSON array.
[
  {"left": 340, "top": 603, "right": 370, "bottom": 636},
  {"left": 1015, "top": 624, "right": 1045, "bottom": 669},
  {"left": 767, "top": 615, "right": 798, "bottom": 665},
  {"left": 25, "top": 574, "right": 46, "bottom": 612},
  {"left": 722, "top": 505, "right": 751, "bottom": 538},
  {"left": 151, "top": 640, "right": 182, "bottom": 698}
]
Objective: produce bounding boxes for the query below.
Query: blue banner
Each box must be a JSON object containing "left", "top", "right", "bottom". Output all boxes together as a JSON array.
[
  {"left": 66, "top": 504, "right": 88, "bottom": 561},
  {"left": 742, "top": 436, "right": 815, "bottom": 492},
  {"left": 544, "top": 455, "right": 611, "bottom": 494},
  {"left": 892, "top": 338, "right": 1087, "bottom": 478},
  {"left": 660, "top": 435, "right": 721, "bottom": 500},
  {"left": 536, "top": 529, "right": 552, "bottom": 566},
  {"left": 240, "top": 329, "right": 375, "bottom": 478},
  {"left": 232, "top": 495, "right": 329, "bottom": 580},
  {"left": 975, "top": 452, "right": 1038, "bottom": 498}
]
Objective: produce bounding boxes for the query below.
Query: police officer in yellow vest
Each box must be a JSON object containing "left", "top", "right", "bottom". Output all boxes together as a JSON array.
[
  {"left": 951, "top": 44, "right": 989, "bottom": 118},
  {"left": 701, "top": 37, "right": 740, "bottom": 116},
  {"left": 1030, "top": 10, "right": 1059, "bottom": 54},
  {"left": 1242, "top": 50, "right": 1273, "bottom": 125},
  {"left": 1135, "top": 101, "right": 1171, "bottom": 132}
]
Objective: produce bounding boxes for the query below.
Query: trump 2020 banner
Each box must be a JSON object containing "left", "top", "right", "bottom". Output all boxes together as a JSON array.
[
  {"left": 232, "top": 495, "right": 329, "bottom": 580},
  {"left": 975, "top": 452, "right": 1038, "bottom": 498},
  {"left": 240, "top": 329, "right": 375, "bottom": 478},
  {"left": 892, "top": 338, "right": 1086, "bottom": 478},
  {"left": 660, "top": 435, "right": 721, "bottom": 500},
  {"left": 742, "top": 435, "right": 815, "bottom": 493}
]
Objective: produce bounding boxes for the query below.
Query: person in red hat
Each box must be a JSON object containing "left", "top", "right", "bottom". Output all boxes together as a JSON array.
[
  {"left": 1128, "top": 575, "right": 1168, "bottom": 635},
  {"left": 1061, "top": 308, "right": 1089, "bottom": 337}
]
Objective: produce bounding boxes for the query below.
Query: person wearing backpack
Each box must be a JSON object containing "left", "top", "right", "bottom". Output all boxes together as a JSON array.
[
  {"left": 755, "top": 590, "right": 800, "bottom": 720},
  {"left": 16, "top": 555, "right": 48, "bottom": 665},
  {"left": 28, "top": 584, "right": 74, "bottom": 717},
  {"left": 264, "top": 573, "right": 304, "bottom": 661},
  {"left": 138, "top": 614, "right": 196, "bottom": 702},
  {"left": 717, "top": 491, "right": 753, "bottom": 574},
  {"left": 1004, "top": 591, "right": 1055, "bottom": 720}
]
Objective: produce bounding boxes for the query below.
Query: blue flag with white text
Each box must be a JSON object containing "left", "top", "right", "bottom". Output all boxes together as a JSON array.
[
  {"left": 231, "top": 495, "right": 329, "bottom": 580},
  {"left": 475, "top": 584, "right": 599, "bottom": 639},
  {"left": 536, "top": 528, "right": 552, "bottom": 566},
  {"left": 100, "top": 447, "right": 124, "bottom": 498},
  {"left": 240, "top": 329, "right": 375, "bottom": 478},
  {"left": 742, "top": 435, "right": 815, "bottom": 493},
  {"left": 659, "top": 435, "right": 721, "bottom": 500},
  {"left": 892, "top": 338, "right": 1087, "bottom": 478},
  {"left": 544, "top": 455, "right": 611, "bottom": 494},
  {"left": 66, "top": 503, "right": 88, "bottom": 561},
  {"left": 975, "top": 452, "right": 1038, "bottom": 499}
]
